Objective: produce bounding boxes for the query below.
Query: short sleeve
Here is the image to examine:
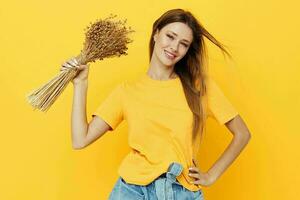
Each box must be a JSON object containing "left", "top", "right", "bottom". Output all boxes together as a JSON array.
[
  {"left": 206, "top": 77, "right": 239, "bottom": 125},
  {"left": 91, "top": 82, "right": 124, "bottom": 131}
]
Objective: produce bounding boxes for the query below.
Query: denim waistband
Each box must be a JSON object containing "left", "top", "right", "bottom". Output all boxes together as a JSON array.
[{"left": 154, "top": 162, "right": 183, "bottom": 200}]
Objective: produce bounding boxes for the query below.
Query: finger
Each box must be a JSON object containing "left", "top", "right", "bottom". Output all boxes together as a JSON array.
[
  {"left": 189, "top": 167, "right": 198, "bottom": 172},
  {"left": 187, "top": 178, "right": 194, "bottom": 184},
  {"left": 78, "top": 64, "right": 89, "bottom": 70},
  {"left": 193, "top": 180, "right": 200, "bottom": 185},
  {"left": 188, "top": 172, "right": 200, "bottom": 179},
  {"left": 188, "top": 178, "right": 198, "bottom": 185},
  {"left": 76, "top": 65, "right": 84, "bottom": 70}
]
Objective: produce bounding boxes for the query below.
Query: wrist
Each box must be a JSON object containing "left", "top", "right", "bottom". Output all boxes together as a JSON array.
[
  {"left": 73, "top": 79, "right": 88, "bottom": 87},
  {"left": 207, "top": 170, "right": 217, "bottom": 184}
]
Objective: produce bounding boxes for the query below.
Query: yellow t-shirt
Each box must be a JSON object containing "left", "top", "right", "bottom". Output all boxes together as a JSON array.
[{"left": 92, "top": 73, "right": 238, "bottom": 191}]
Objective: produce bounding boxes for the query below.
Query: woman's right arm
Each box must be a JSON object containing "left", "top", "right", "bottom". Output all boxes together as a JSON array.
[
  {"left": 71, "top": 80, "right": 89, "bottom": 149},
  {"left": 62, "top": 57, "right": 111, "bottom": 149},
  {"left": 71, "top": 81, "right": 112, "bottom": 149}
]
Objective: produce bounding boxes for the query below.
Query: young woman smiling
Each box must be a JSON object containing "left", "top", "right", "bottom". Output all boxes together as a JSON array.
[{"left": 62, "top": 8, "right": 251, "bottom": 200}]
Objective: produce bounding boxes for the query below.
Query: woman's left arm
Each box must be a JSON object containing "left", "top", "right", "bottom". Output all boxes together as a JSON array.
[{"left": 207, "top": 114, "right": 251, "bottom": 184}]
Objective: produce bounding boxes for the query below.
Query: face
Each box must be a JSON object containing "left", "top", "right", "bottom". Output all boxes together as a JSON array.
[{"left": 153, "top": 22, "right": 193, "bottom": 67}]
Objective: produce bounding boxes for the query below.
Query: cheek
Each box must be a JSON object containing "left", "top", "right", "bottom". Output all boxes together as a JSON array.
[
  {"left": 177, "top": 49, "right": 188, "bottom": 59},
  {"left": 158, "top": 37, "right": 170, "bottom": 48}
]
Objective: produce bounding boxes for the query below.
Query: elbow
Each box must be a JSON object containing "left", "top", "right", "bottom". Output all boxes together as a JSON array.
[
  {"left": 72, "top": 141, "right": 86, "bottom": 150},
  {"left": 241, "top": 131, "right": 251, "bottom": 143},
  {"left": 245, "top": 133, "right": 251, "bottom": 145},
  {"left": 72, "top": 145, "right": 83, "bottom": 150},
  {"left": 233, "top": 131, "right": 251, "bottom": 143},
  {"left": 248, "top": 133, "right": 252, "bottom": 142},
  {"left": 71, "top": 132, "right": 87, "bottom": 150},
  {"left": 245, "top": 134, "right": 251, "bottom": 144},
  {"left": 244, "top": 130, "right": 252, "bottom": 140},
  {"left": 72, "top": 144, "right": 85, "bottom": 150}
]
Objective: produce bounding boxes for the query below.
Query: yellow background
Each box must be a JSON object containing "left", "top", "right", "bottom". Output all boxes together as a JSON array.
[{"left": 0, "top": 0, "right": 299, "bottom": 199}]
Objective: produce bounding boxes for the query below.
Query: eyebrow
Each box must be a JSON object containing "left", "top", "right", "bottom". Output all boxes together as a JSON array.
[{"left": 168, "top": 31, "right": 191, "bottom": 43}]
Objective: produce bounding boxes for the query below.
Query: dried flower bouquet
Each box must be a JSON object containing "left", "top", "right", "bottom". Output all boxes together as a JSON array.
[{"left": 26, "top": 14, "right": 134, "bottom": 112}]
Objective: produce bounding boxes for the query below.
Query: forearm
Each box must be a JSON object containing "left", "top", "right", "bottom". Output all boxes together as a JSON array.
[
  {"left": 71, "top": 80, "right": 88, "bottom": 149},
  {"left": 207, "top": 134, "right": 251, "bottom": 182}
]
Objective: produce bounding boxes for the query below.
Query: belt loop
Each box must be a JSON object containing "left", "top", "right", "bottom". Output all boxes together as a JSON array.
[{"left": 155, "top": 162, "right": 183, "bottom": 200}]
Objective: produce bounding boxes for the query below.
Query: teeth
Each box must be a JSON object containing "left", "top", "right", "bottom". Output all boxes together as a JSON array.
[{"left": 165, "top": 51, "right": 175, "bottom": 58}]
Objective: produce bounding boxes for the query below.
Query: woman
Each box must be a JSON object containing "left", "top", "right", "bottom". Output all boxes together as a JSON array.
[{"left": 62, "top": 8, "right": 251, "bottom": 200}]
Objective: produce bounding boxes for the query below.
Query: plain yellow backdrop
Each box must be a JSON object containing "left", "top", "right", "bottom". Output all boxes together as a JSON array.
[{"left": 0, "top": 0, "right": 299, "bottom": 199}]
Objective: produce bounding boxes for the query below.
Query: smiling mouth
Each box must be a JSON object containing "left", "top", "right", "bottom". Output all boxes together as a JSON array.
[{"left": 164, "top": 50, "right": 177, "bottom": 60}]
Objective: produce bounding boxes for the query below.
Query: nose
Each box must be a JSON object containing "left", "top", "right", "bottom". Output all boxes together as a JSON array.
[{"left": 170, "top": 41, "right": 179, "bottom": 53}]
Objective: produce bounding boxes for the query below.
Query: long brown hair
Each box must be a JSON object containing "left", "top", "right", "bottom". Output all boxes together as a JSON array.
[{"left": 149, "top": 9, "right": 232, "bottom": 165}]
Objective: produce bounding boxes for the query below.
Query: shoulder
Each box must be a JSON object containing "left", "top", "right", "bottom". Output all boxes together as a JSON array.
[{"left": 113, "top": 79, "right": 135, "bottom": 97}]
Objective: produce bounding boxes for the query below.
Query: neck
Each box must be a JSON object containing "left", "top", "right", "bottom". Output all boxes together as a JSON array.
[{"left": 148, "top": 55, "right": 177, "bottom": 80}]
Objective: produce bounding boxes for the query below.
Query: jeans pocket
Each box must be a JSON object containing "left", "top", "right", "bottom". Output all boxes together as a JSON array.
[{"left": 119, "top": 177, "right": 145, "bottom": 199}]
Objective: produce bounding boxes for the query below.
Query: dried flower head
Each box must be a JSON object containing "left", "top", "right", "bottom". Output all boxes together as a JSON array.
[{"left": 76, "top": 14, "right": 135, "bottom": 64}]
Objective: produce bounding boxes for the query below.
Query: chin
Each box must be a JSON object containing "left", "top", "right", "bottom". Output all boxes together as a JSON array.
[{"left": 161, "top": 59, "right": 174, "bottom": 67}]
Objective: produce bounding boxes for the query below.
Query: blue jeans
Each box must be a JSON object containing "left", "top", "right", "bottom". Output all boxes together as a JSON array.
[{"left": 108, "top": 162, "right": 204, "bottom": 200}]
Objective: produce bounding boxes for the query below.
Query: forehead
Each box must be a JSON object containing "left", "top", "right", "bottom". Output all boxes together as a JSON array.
[{"left": 161, "top": 22, "right": 193, "bottom": 42}]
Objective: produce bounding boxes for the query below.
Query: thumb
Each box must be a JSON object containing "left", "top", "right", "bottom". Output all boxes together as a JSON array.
[{"left": 77, "top": 64, "right": 89, "bottom": 70}]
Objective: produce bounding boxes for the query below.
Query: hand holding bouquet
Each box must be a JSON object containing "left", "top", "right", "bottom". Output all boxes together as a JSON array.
[
  {"left": 60, "top": 57, "right": 90, "bottom": 85},
  {"left": 26, "top": 14, "right": 134, "bottom": 112}
]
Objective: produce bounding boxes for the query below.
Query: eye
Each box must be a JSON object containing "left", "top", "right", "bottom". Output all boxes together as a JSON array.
[
  {"left": 166, "top": 34, "right": 174, "bottom": 39},
  {"left": 182, "top": 43, "right": 189, "bottom": 48},
  {"left": 167, "top": 34, "right": 189, "bottom": 48}
]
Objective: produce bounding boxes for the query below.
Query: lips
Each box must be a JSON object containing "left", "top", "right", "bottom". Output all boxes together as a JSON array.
[{"left": 164, "top": 50, "right": 177, "bottom": 59}]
